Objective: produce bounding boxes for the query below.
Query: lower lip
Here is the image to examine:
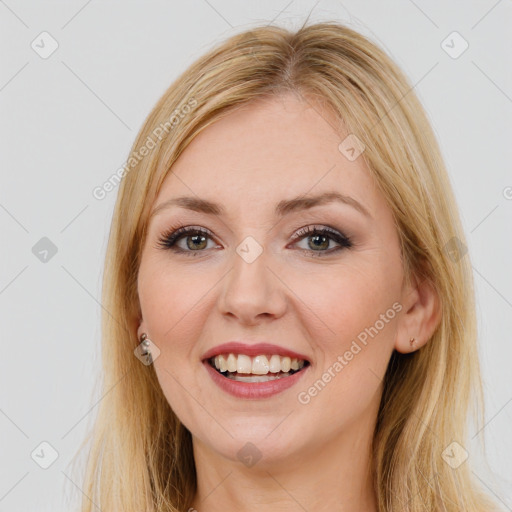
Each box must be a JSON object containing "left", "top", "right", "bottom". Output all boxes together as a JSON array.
[{"left": 202, "top": 360, "right": 309, "bottom": 399}]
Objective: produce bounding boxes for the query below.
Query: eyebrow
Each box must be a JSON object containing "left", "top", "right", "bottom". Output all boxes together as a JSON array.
[{"left": 150, "top": 191, "right": 372, "bottom": 219}]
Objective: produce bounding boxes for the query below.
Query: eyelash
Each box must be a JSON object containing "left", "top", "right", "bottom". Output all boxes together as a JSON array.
[{"left": 156, "top": 224, "right": 353, "bottom": 258}]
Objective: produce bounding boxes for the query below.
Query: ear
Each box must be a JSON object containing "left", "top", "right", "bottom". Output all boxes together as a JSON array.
[
  {"left": 136, "top": 317, "right": 147, "bottom": 341},
  {"left": 395, "top": 273, "right": 442, "bottom": 354}
]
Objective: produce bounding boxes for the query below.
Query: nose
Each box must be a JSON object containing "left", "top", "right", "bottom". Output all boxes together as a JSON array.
[{"left": 217, "top": 244, "right": 287, "bottom": 326}]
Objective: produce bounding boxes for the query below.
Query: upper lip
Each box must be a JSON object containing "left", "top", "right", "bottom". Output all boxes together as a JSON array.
[{"left": 201, "top": 342, "right": 311, "bottom": 363}]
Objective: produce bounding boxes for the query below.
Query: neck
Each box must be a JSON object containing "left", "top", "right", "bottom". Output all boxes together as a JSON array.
[{"left": 189, "top": 415, "right": 378, "bottom": 512}]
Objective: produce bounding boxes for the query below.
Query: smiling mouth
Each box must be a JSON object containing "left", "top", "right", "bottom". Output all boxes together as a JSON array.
[{"left": 207, "top": 354, "right": 310, "bottom": 383}]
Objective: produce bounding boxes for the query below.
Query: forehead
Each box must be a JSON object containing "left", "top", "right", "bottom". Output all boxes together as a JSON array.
[{"left": 154, "top": 93, "right": 378, "bottom": 216}]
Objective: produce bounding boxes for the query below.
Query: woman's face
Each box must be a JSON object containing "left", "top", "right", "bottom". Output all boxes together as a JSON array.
[{"left": 137, "top": 92, "right": 411, "bottom": 466}]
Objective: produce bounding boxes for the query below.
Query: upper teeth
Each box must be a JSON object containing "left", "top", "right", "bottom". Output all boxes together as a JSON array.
[{"left": 212, "top": 354, "right": 306, "bottom": 374}]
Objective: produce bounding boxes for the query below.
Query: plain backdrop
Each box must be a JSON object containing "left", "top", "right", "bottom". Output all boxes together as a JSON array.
[{"left": 0, "top": 1, "right": 511, "bottom": 510}]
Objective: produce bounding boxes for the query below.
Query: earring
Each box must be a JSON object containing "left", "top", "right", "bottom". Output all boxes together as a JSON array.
[
  {"left": 140, "top": 333, "right": 153, "bottom": 365},
  {"left": 409, "top": 337, "right": 416, "bottom": 347}
]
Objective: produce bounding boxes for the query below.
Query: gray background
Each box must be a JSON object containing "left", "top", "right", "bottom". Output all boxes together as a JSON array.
[{"left": 0, "top": 1, "right": 511, "bottom": 510}]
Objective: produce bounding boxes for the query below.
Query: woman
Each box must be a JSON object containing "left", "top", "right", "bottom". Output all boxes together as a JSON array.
[{"left": 76, "top": 20, "right": 500, "bottom": 511}]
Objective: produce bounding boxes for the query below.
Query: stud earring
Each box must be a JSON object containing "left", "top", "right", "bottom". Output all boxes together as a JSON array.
[
  {"left": 140, "top": 333, "right": 153, "bottom": 365},
  {"left": 409, "top": 337, "right": 416, "bottom": 347}
]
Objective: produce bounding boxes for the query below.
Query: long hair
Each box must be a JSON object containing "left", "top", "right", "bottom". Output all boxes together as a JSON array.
[{"left": 73, "top": 20, "right": 499, "bottom": 511}]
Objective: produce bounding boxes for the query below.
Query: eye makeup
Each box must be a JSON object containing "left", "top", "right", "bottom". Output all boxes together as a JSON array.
[{"left": 155, "top": 223, "right": 353, "bottom": 258}]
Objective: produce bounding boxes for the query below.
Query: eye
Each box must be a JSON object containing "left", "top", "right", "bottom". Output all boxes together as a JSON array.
[
  {"left": 290, "top": 225, "right": 352, "bottom": 256},
  {"left": 156, "top": 224, "right": 353, "bottom": 257},
  {"left": 156, "top": 226, "right": 219, "bottom": 256}
]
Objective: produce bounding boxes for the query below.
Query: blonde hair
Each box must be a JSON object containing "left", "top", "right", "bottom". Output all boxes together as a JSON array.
[{"left": 73, "top": 20, "right": 500, "bottom": 511}]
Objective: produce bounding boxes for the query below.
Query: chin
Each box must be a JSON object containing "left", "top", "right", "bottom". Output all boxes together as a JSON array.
[{"left": 194, "top": 423, "right": 307, "bottom": 467}]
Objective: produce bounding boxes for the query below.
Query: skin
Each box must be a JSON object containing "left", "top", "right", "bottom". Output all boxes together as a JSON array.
[{"left": 137, "top": 91, "right": 441, "bottom": 511}]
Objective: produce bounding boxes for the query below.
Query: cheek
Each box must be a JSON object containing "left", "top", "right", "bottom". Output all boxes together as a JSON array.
[
  {"left": 137, "top": 259, "right": 207, "bottom": 367},
  {"left": 139, "top": 258, "right": 209, "bottom": 331},
  {"left": 138, "top": 261, "right": 211, "bottom": 427},
  {"left": 292, "top": 266, "right": 398, "bottom": 435},
  {"left": 287, "top": 259, "right": 401, "bottom": 414},
  {"left": 290, "top": 261, "right": 399, "bottom": 340}
]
